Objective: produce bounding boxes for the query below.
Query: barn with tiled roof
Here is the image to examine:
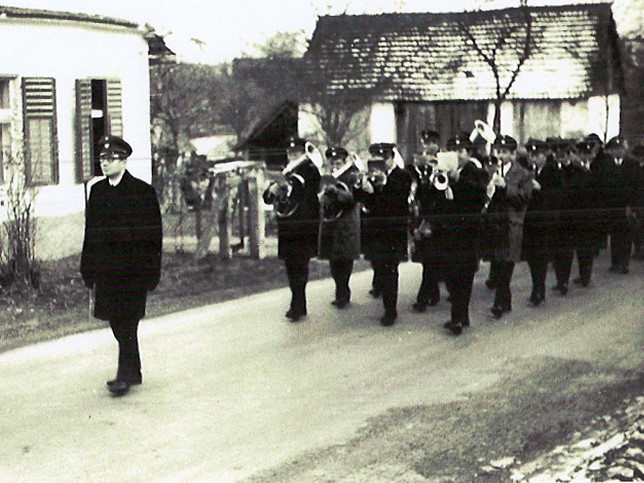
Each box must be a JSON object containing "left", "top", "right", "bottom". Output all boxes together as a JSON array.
[{"left": 300, "top": 3, "right": 624, "bottom": 159}]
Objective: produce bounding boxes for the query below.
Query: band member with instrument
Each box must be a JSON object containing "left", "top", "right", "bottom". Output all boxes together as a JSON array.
[
  {"left": 354, "top": 143, "right": 412, "bottom": 326},
  {"left": 487, "top": 135, "right": 533, "bottom": 319},
  {"left": 522, "top": 138, "right": 559, "bottom": 306},
  {"left": 441, "top": 135, "right": 489, "bottom": 335},
  {"left": 263, "top": 136, "right": 321, "bottom": 321},
  {"left": 318, "top": 146, "right": 362, "bottom": 309},
  {"left": 410, "top": 130, "right": 450, "bottom": 312}
]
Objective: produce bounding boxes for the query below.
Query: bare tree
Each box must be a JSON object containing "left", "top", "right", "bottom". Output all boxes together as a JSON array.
[
  {"left": 456, "top": 4, "right": 538, "bottom": 132},
  {"left": 150, "top": 62, "right": 222, "bottom": 210}
]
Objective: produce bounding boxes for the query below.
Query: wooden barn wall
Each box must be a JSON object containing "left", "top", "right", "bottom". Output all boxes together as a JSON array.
[{"left": 396, "top": 101, "right": 487, "bottom": 161}]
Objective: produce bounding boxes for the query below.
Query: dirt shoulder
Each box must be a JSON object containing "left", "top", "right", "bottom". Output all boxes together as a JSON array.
[{"left": 0, "top": 251, "right": 370, "bottom": 353}]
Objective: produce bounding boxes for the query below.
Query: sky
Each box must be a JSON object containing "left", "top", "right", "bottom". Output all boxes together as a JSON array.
[{"left": 1, "top": 0, "right": 638, "bottom": 64}]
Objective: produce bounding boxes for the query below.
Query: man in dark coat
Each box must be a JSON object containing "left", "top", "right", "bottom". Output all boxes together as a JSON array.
[
  {"left": 318, "top": 146, "right": 361, "bottom": 308},
  {"left": 354, "top": 143, "right": 412, "bottom": 326},
  {"left": 549, "top": 139, "right": 577, "bottom": 296},
  {"left": 486, "top": 135, "right": 533, "bottom": 319},
  {"left": 263, "top": 136, "right": 321, "bottom": 321},
  {"left": 569, "top": 140, "right": 599, "bottom": 287},
  {"left": 81, "top": 135, "right": 162, "bottom": 396},
  {"left": 522, "top": 139, "right": 559, "bottom": 306},
  {"left": 591, "top": 136, "right": 640, "bottom": 273},
  {"left": 441, "top": 135, "right": 489, "bottom": 335},
  {"left": 410, "top": 130, "right": 450, "bottom": 311}
]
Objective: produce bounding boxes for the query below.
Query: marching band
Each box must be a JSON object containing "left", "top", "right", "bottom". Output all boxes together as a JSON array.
[{"left": 264, "top": 129, "right": 644, "bottom": 335}]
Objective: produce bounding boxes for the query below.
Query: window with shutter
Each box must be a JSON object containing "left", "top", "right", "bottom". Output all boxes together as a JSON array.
[
  {"left": 22, "top": 77, "right": 59, "bottom": 186},
  {"left": 75, "top": 78, "right": 123, "bottom": 183}
]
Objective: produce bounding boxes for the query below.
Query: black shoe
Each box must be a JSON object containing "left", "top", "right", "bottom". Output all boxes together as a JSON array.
[
  {"left": 332, "top": 299, "right": 349, "bottom": 309},
  {"left": 412, "top": 302, "right": 427, "bottom": 313},
  {"left": 608, "top": 264, "right": 620, "bottom": 273},
  {"left": 369, "top": 289, "right": 382, "bottom": 298},
  {"left": 620, "top": 266, "right": 629, "bottom": 274},
  {"left": 443, "top": 320, "right": 463, "bottom": 335},
  {"left": 530, "top": 293, "right": 545, "bottom": 306},
  {"left": 107, "top": 380, "right": 130, "bottom": 396},
  {"left": 552, "top": 284, "right": 568, "bottom": 296},
  {"left": 286, "top": 309, "right": 306, "bottom": 321},
  {"left": 428, "top": 297, "right": 440, "bottom": 307},
  {"left": 380, "top": 312, "right": 397, "bottom": 326},
  {"left": 485, "top": 279, "right": 496, "bottom": 290},
  {"left": 491, "top": 305, "right": 505, "bottom": 319},
  {"left": 573, "top": 277, "right": 583, "bottom": 285},
  {"left": 108, "top": 377, "right": 141, "bottom": 387}
]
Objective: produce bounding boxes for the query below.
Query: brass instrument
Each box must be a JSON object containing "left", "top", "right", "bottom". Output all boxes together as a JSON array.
[
  {"left": 355, "top": 157, "right": 388, "bottom": 193},
  {"left": 320, "top": 153, "right": 365, "bottom": 222},
  {"left": 269, "top": 141, "right": 323, "bottom": 219}
]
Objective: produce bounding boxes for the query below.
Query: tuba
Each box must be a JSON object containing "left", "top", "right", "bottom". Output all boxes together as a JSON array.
[
  {"left": 320, "top": 153, "right": 365, "bottom": 222},
  {"left": 271, "top": 141, "right": 323, "bottom": 219}
]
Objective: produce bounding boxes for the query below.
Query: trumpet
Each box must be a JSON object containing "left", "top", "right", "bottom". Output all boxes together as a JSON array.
[
  {"left": 355, "top": 158, "right": 388, "bottom": 192},
  {"left": 429, "top": 169, "right": 449, "bottom": 191}
]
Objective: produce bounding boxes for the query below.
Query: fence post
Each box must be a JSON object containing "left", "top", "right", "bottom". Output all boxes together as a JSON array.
[
  {"left": 247, "top": 167, "right": 265, "bottom": 259},
  {"left": 218, "top": 181, "right": 233, "bottom": 260}
]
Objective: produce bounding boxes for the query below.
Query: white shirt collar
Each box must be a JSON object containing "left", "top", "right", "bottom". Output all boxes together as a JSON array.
[{"left": 108, "top": 171, "right": 125, "bottom": 187}]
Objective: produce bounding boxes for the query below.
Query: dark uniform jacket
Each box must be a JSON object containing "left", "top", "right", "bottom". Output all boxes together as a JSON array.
[
  {"left": 522, "top": 160, "right": 561, "bottom": 260},
  {"left": 411, "top": 168, "right": 451, "bottom": 264},
  {"left": 81, "top": 171, "right": 162, "bottom": 321},
  {"left": 488, "top": 161, "right": 533, "bottom": 262},
  {"left": 263, "top": 159, "right": 321, "bottom": 261},
  {"left": 318, "top": 169, "right": 361, "bottom": 261},
  {"left": 591, "top": 153, "right": 640, "bottom": 221},
  {"left": 442, "top": 161, "right": 488, "bottom": 268},
  {"left": 355, "top": 166, "right": 412, "bottom": 262}
]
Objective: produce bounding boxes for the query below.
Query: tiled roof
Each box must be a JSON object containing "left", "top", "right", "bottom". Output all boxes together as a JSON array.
[{"left": 304, "top": 3, "right": 622, "bottom": 101}]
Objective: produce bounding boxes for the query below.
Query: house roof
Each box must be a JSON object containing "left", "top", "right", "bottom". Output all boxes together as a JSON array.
[
  {"left": 0, "top": 5, "right": 138, "bottom": 28},
  {"left": 233, "top": 100, "right": 298, "bottom": 151},
  {"left": 305, "top": 3, "right": 622, "bottom": 102}
]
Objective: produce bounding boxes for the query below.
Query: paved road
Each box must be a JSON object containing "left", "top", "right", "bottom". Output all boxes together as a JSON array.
[{"left": 1, "top": 253, "right": 642, "bottom": 482}]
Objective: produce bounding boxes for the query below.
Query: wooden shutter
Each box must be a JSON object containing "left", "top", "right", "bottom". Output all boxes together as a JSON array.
[
  {"left": 106, "top": 79, "right": 123, "bottom": 137},
  {"left": 22, "top": 77, "right": 58, "bottom": 185},
  {"left": 75, "top": 79, "right": 92, "bottom": 182}
]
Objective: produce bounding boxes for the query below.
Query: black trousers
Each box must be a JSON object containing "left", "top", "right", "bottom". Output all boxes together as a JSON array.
[
  {"left": 487, "top": 259, "right": 502, "bottom": 286},
  {"left": 285, "top": 259, "right": 309, "bottom": 313},
  {"left": 330, "top": 259, "right": 353, "bottom": 303},
  {"left": 109, "top": 318, "right": 142, "bottom": 384},
  {"left": 371, "top": 259, "right": 400, "bottom": 315},
  {"left": 609, "top": 218, "right": 633, "bottom": 268},
  {"left": 444, "top": 263, "right": 476, "bottom": 326},
  {"left": 526, "top": 239, "right": 549, "bottom": 299},
  {"left": 553, "top": 233, "right": 575, "bottom": 286},
  {"left": 493, "top": 261, "right": 515, "bottom": 310},
  {"left": 574, "top": 235, "right": 595, "bottom": 284},
  {"left": 416, "top": 263, "right": 440, "bottom": 304}
]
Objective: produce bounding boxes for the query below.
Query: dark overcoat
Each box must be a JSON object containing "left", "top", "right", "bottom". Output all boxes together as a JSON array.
[
  {"left": 591, "top": 153, "right": 640, "bottom": 223},
  {"left": 522, "top": 161, "right": 562, "bottom": 260},
  {"left": 355, "top": 166, "right": 412, "bottom": 262},
  {"left": 442, "top": 161, "right": 488, "bottom": 269},
  {"left": 488, "top": 162, "right": 533, "bottom": 262},
  {"left": 81, "top": 171, "right": 163, "bottom": 321},
  {"left": 318, "top": 170, "right": 360, "bottom": 261},
  {"left": 263, "top": 160, "right": 321, "bottom": 261}
]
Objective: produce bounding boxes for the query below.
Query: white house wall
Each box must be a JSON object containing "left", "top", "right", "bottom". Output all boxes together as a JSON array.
[
  {"left": 0, "top": 17, "right": 152, "bottom": 220},
  {"left": 369, "top": 103, "right": 396, "bottom": 144},
  {"left": 586, "top": 94, "right": 621, "bottom": 141}
]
